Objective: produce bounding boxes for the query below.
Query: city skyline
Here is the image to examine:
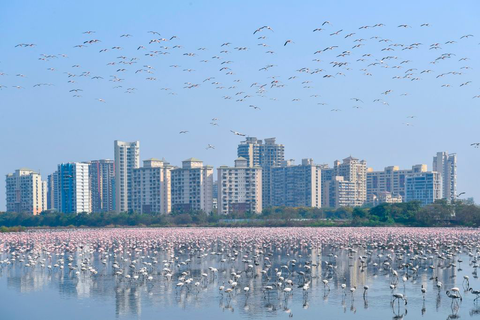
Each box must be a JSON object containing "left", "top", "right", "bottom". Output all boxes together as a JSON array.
[
  {"left": 1, "top": 0, "right": 479, "bottom": 210},
  {"left": 3, "top": 137, "right": 462, "bottom": 214}
]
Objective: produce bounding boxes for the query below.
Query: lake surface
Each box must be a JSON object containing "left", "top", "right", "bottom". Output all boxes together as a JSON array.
[{"left": 1, "top": 227, "right": 480, "bottom": 320}]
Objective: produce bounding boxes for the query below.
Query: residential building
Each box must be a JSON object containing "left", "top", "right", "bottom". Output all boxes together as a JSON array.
[
  {"left": 212, "top": 182, "right": 218, "bottom": 211},
  {"left": 334, "top": 156, "right": 367, "bottom": 206},
  {"left": 89, "top": 159, "right": 115, "bottom": 213},
  {"left": 367, "top": 164, "right": 427, "bottom": 201},
  {"left": 6, "top": 168, "right": 47, "bottom": 215},
  {"left": 132, "top": 159, "right": 174, "bottom": 214},
  {"left": 324, "top": 176, "right": 356, "bottom": 208},
  {"left": 270, "top": 159, "right": 322, "bottom": 208},
  {"left": 404, "top": 171, "right": 442, "bottom": 206},
  {"left": 370, "top": 192, "right": 403, "bottom": 206},
  {"left": 47, "top": 171, "right": 60, "bottom": 211},
  {"left": 237, "top": 137, "right": 284, "bottom": 208},
  {"left": 433, "top": 152, "right": 457, "bottom": 202},
  {"left": 57, "top": 162, "right": 91, "bottom": 213},
  {"left": 217, "top": 157, "right": 262, "bottom": 214},
  {"left": 320, "top": 165, "right": 335, "bottom": 208},
  {"left": 171, "top": 158, "right": 214, "bottom": 213},
  {"left": 114, "top": 140, "right": 140, "bottom": 213}
]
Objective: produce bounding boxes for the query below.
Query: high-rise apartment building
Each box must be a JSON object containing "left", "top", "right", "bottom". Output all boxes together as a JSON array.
[
  {"left": 132, "top": 159, "right": 174, "bottom": 214},
  {"left": 320, "top": 165, "right": 335, "bottom": 208},
  {"left": 89, "top": 159, "right": 115, "bottom": 213},
  {"left": 324, "top": 176, "right": 356, "bottom": 208},
  {"left": 6, "top": 168, "right": 47, "bottom": 215},
  {"left": 56, "top": 162, "right": 91, "bottom": 213},
  {"left": 404, "top": 171, "right": 442, "bottom": 206},
  {"left": 433, "top": 152, "right": 457, "bottom": 202},
  {"left": 47, "top": 171, "right": 61, "bottom": 211},
  {"left": 171, "top": 158, "right": 213, "bottom": 213},
  {"left": 237, "top": 137, "right": 284, "bottom": 208},
  {"left": 367, "top": 164, "right": 427, "bottom": 201},
  {"left": 270, "top": 159, "right": 322, "bottom": 208},
  {"left": 334, "top": 156, "right": 367, "bottom": 206},
  {"left": 217, "top": 157, "right": 262, "bottom": 214},
  {"left": 114, "top": 140, "right": 140, "bottom": 213}
]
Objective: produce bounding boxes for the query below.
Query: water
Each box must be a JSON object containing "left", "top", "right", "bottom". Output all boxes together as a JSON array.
[{"left": 1, "top": 228, "right": 479, "bottom": 320}]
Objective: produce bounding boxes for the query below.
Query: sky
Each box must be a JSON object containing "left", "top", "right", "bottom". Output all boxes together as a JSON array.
[{"left": 0, "top": 0, "right": 479, "bottom": 210}]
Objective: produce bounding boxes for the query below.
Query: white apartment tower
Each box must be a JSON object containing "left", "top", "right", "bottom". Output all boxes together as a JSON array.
[
  {"left": 334, "top": 156, "right": 367, "bottom": 206},
  {"left": 6, "top": 168, "right": 47, "bottom": 215},
  {"left": 114, "top": 140, "right": 140, "bottom": 213},
  {"left": 217, "top": 157, "right": 262, "bottom": 214},
  {"left": 270, "top": 159, "right": 322, "bottom": 208},
  {"left": 132, "top": 159, "right": 174, "bottom": 214},
  {"left": 405, "top": 171, "right": 442, "bottom": 206},
  {"left": 433, "top": 152, "right": 457, "bottom": 202},
  {"left": 171, "top": 158, "right": 214, "bottom": 213},
  {"left": 56, "top": 162, "right": 91, "bottom": 213},
  {"left": 325, "top": 176, "right": 356, "bottom": 208}
]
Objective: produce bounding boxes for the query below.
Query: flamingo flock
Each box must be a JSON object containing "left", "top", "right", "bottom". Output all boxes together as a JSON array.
[
  {"left": 3, "top": 20, "right": 480, "bottom": 150},
  {"left": 2, "top": 227, "right": 480, "bottom": 318}
]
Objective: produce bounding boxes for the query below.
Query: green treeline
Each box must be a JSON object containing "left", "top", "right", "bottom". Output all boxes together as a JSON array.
[{"left": 0, "top": 200, "right": 479, "bottom": 228}]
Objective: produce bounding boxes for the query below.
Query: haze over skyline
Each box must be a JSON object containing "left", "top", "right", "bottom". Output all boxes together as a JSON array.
[{"left": 1, "top": 0, "right": 479, "bottom": 210}]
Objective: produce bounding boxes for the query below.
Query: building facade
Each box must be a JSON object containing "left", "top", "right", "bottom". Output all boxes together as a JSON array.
[
  {"left": 370, "top": 192, "right": 403, "bottom": 206},
  {"left": 57, "top": 162, "right": 91, "bottom": 213},
  {"left": 114, "top": 140, "right": 140, "bottom": 213},
  {"left": 89, "top": 159, "right": 115, "bottom": 213},
  {"left": 237, "top": 137, "right": 284, "bottom": 209},
  {"left": 6, "top": 168, "right": 47, "bottom": 215},
  {"left": 404, "top": 171, "right": 442, "bottom": 206},
  {"left": 171, "top": 158, "right": 213, "bottom": 213},
  {"left": 325, "top": 176, "right": 356, "bottom": 208},
  {"left": 367, "top": 164, "right": 427, "bottom": 201},
  {"left": 47, "top": 171, "right": 61, "bottom": 211},
  {"left": 217, "top": 157, "right": 262, "bottom": 215},
  {"left": 270, "top": 159, "right": 322, "bottom": 208},
  {"left": 320, "top": 165, "right": 335, "bottom": 208},
  {"left": 433, "top": 152, "right": 457, "bottom": 202},
  {"left": 132, "top": 159, "right": 174, "bottom": 214},
  {"left": 334, "top": 156, "right": 367, "bottom": 206}
]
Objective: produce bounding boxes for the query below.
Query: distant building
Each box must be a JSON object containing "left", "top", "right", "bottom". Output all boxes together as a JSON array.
[
  {"left": 132, "top": 159, "right": 174, "bottom": 214},
  {"left": 212, "top": 181, "right": 218, "bottom": 211},
  {"left": 238, "top": 137, "right": 284, "bottom": 208},
  {"left": 404, "top": 171, "right": 442, "bottom": 206},
  {"left": 89, "top": 159, "right": 115, "bottom": 213},
  {"left": 320, "top": 165, "right": 335, "bottom": 208},
  {"left": 324, "top": 176, "right": 356, "bottom": 208},
  {"left": 47, "top": 171, "right": 60, "bottom": 211},
  {"left": 114, "top": 140, "right": 140, "bottom": 213},
  {"left": 334, "top": 156, "right": 367, "bottom": 206},
  {"left": 270, "top": 159, "right": 322, "bottom": 208},
  {"left": 6, "top": 168, "right": 47, "bottom": 215},
  {"left": 217, "top": 157, "right": 262, "bottom": 214},
  {"left": 367, "top": 164, "right": 427, "bottom": 201},
  {"left": 57, "top": 162, "right": 91, "bottom": 213},
  {"left": 171, "top": 158, "right": 213, "bottom": 213},
  {"left": 433, "top": 152, "right": 457, "bottom": 202},
  {"left": 369, "top": 192, "right": 403, "bottom": 206}
]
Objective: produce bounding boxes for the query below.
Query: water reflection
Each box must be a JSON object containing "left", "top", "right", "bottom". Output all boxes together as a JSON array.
[{"left": 0, "top": 228, "right": 480, "bottom": 320}]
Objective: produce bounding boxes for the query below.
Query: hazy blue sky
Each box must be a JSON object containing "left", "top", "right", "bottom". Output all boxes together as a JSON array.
[{"left": 1, "top": 0, "right": 479, "bottom": 210}]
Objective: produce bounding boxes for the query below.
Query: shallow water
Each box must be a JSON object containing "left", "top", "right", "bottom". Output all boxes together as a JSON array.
[{"left": 1, "top": 228, "right": 480, "bottom": 320}]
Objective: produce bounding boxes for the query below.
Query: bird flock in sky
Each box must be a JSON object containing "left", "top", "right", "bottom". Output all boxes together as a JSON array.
[
  {"left": 2, "top": 22, "right": 480, "bottom": 149},
  {"left": 1, "top": 228, "right": 480, "bottom": 318}
]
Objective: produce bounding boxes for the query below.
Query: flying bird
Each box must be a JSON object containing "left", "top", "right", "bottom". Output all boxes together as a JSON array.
[{"left": 230, "top": 130, "right": 246, "bottom": 136}]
